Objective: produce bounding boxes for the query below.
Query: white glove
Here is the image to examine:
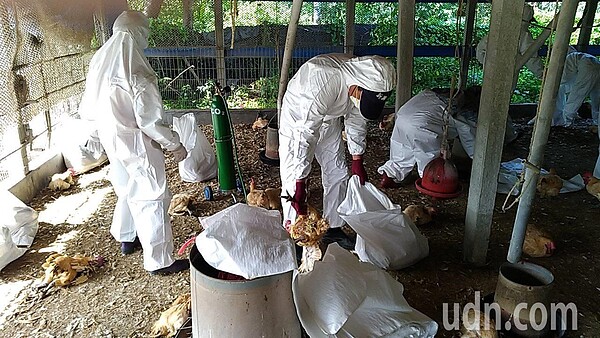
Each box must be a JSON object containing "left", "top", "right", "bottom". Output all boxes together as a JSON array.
[{"left": 170, "top": 143, "right": 188, "bottom": 162}]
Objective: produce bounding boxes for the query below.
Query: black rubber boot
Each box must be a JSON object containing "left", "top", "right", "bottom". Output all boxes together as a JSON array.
[
  {"left": 150, "top": 259, "right": 190, "bottom": 275},
  {"left": 121, "top": 237, "right": 141, "bottom": 255},
  {"left": 322, "top": 227, "right": 356, "bottom": 251}
]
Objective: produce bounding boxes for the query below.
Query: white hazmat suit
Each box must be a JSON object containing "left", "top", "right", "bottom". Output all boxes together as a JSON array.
[
  {"left": 377, "top": 90, "right": 477, "bottom": 182},
  {"left": 554, "top": 52, "right": 600, "bottom": 127},
  {"left": 79, "top": 11, "right": 184, "bottom": 271},
  {"left": 279, "top": 54, "right": 395, "bottom": 229}
]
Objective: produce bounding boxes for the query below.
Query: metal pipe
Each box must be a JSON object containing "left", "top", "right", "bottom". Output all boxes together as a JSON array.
[
  {"left": 276, "top": 0, "right": 303, "bottom": 119},
  {"left": 515, "top": 11, "right": 559, "bottom": 72},
  {"left": 459, "top": 0, "right": 477, "bottom": 90},
  {"left": 507, "top": 0, "right": 579, "bottom": 264}
]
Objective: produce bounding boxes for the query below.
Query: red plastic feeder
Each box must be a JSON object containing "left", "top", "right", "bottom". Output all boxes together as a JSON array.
[{"left": 415, "top": 157, "right": 462, "bottom": 199}]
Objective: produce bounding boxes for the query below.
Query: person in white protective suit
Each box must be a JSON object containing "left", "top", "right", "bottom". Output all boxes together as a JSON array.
[
  {"left": 78, "top": 11, "right": 189, "bottom": 275},
  {"left": 279, "top": 53, "right": 395, "bottom": 249},
  {"left": 552, "top": 52, "right": 600, "bottom": 127},
  {"left": 378, "top": 88, "right": 481, "bottom": 188}
]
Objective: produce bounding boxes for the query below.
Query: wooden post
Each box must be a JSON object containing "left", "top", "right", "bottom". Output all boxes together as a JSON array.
[
  {"left": 277, "top": 0, "right": 303, "bottom": 120},
  {"left": 507, "top": 0, "right": 579, "bottom": 263},
  {"left": 395, "top": 0, "right": 415, "bottom": 111},
  {"left": 145, "top": 0, "right": 164, "bottom": 18},
  {"left": 344, "top": 0, "right": 356, "bottom": 55},
  {"left": 459, "top": 0, "right": 477, "bottom": 90},
  {"left": 576, "top": 0, "right": 598, "bottom": 53},
  {"left": 463, "top": 0, "right": 525, "bottom": 266},
  {"left": 214, "top": 0, "right": 226, "bottom": 86},
  {"left": 183, "top": 0, "right": 193, "bottom": 32}
]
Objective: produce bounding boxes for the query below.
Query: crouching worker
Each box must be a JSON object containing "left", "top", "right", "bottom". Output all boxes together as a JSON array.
[
  {"left": 279, "top": 53, "right": 396, "bottom": 249},
  {"left": 378, "top": 87, "right": 485, "bottom": 188},
  {"left": 79, "top": 11, "right": 189, "bottom": 275}
]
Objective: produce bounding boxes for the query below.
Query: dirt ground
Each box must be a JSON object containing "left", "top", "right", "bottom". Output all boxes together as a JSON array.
[{"left": 0, "top": 115, "right": 599, "bottom": 337}]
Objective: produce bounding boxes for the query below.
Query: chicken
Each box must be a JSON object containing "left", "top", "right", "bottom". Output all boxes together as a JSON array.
[
  {"left": 460, "top": 308, "right": 499, "bottom": 338},
  {"left": 151, "top": 293, "right": 191, "bottom": 337},
  {"left": 585, "top": 176, "right": 600, "bottom": 201},
  {"left": 536, "top": 168, "right": 563, "bottom": 198},
  {"left": 246, "top": 178, "right": 281, "bottom": 210},
  {"left": 379, "top": 113, "right": 395, "bottom": 131},
  {"left": 403, "top": 205, "right": 436, "bottom": 226},
  {"left": 48, "top": 169, "right": 76, "bottom": 191},
  {"left": 168, "top": 193, "right": 194, "bottom": 216},
  {"left": 252, "top": 116, "right": 269, "bottom": 130},
  {"left": 38, "top": 253, "right": 105, "bottom": 288},
  {"left": 523, "top": 224, "right": 556, "bottom": 258},
  {"left": 341, "top": 130, "right": 347, "bottom": 142},
  {"left": 287, "top": 206, "right": 329, "bottom": 273}
]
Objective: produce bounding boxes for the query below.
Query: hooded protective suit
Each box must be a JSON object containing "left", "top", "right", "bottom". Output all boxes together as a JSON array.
[
  {"left": 554, "top": 52, "right": 600, "bottom": 127},
  {"left": 279, "top": 54, "right": 395, "bottom": 229},
  {"left": 79, "top": 11, "right": 182, "bottom": 271},
  {"left": 377, "top": 90, "right": 477, "bottom": 182}
]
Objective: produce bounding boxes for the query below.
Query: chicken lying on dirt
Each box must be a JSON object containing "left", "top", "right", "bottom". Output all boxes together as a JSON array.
[
  {"left": 287, "top": 206, "right": 329, "bottom": 273},
  {"left": 378, "top": 113, "right": 395, "bottom": 131},
  {"left": 403, "top": 205, "right": 436, "bottom": 226},
  {"left": 586, "top": 176, "right": 600, "bottom": 201},
  {"left": 38, "top": 253, "right": 105, "bottom": 290},
  {"left": 252, "top": 116, "right": 269, "bottom": 130},
  {"left": 151, "top": 293, "right": 191, "bottom": 337},
  {"left": 246, "top": 178, "right": 281, "bottom": 211},
  {"left": 523, "top": 224, "right": 556, "bottom": 258},
  {"left": 460, "top": 308, "right": 499, "bottom": 338},
  {"left": 48, "top": 169, "right": 76, "bottom": 191},
  {"left": 536, "top": 168, "right": 563, "bottom": 198},
  {"left": 168, "top": 193, "right": 194, "bottom": 216}
]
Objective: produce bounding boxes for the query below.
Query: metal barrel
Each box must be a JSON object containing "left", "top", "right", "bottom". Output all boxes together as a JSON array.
[{"left": 210, "top": 94, "right": 237, "bottom": 192}]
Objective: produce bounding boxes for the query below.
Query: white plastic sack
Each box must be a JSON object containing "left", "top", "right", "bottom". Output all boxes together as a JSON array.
[
  {"left": 173, "top": 114, "right": 217, "bottom": 182},
  {"left": 0, "top": 191, "right": 39, "bottom": 271},
  {"left": 337, "top": 176, "right": 429, "bottom": 270},
  {"left": 57, "top": 118, "right": 108, "bottom": 174},
  {"left": 195, "top": 203, "right": 296, "bottom": 279},
  {"left": 292, "top": 244, "right": 438, "bottom": 337},
  {"left": 498, "top": 158, "right": 585, "bottom": 195}
]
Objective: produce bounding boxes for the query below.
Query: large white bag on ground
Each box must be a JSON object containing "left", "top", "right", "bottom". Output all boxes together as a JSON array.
[
  {"left": 292, "top": 244, "right": 438, "bottom": 337},
  {"left": 0, "top": 191, "right": 39, "bottom": 271},
  {"left": 196, "top": 203, "right": 296, "bottom": 279},
  {"left": 173, "top": 114, "right": 217, "bottom": 182},
  {"left": 337, "top": 176, "right": 429, "bottom": 270},
  {"left": 57, "top": 118, "right": 108, "bottom": 174}
]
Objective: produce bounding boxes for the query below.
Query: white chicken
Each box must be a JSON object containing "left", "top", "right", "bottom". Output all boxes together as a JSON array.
[
  {"left": 460, "top": 308, "right": 499, "bottom": 338},
  {"left": 252, "top": 116, "right": 269, "bottom": 130},
  {"left": 151, "top": 293, "right": 191, "bottom": 337},
  {"left": 586, "top": 176, "right": 600, "bottom": 201},
  {"left": 48, "top": 169, "right": 76, "bottom": 191},
  {"left": 287, "top": 206, "right": 329, "bottom": 274},
  {"left": 403, "top": 205, "right": 436, "bottom": 226}
]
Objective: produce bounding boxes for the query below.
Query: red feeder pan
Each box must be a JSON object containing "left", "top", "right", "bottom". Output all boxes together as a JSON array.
[{"left": 415, "top": 157, "right": 462, "bottom": 199}]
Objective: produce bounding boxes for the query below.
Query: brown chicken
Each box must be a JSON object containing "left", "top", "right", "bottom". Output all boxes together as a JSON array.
[
  {"left": 585, "top": 176, "right": 600, "bottom": 201},
  {"left": 460, "top": 308, "right": 499, "bottom": 338},
  {"left": 379, "top": 113, "right": 395, "bottom": 131},
  {"left": 403, "top": 205, "right": 436, "bottom": 226},
  {"left": 287, "top": 206, "right": 329, "bottom": 273},
  {"left": 536, "top": 168, "right": 563, "bottom": 198},
  {"left": 39, "top": 253, "right": 105, "bottom": 288},
  {"left": 246, "top": 178, "right": 281, "bottom": 210},
  {"left": 252, "top": 116, "right": 269, "bottom": 130},
  {"left": 48, "top": 169, "right": 76, "bottom": 191},
  {"left": 523, "top": 224, "right": 556, "bottom": 258},
  {"left": 151, "top": 293, "right": 191, "bottom": 337},
  {"left": 168, "top": 193, "right": 194, "bottom": 216}
]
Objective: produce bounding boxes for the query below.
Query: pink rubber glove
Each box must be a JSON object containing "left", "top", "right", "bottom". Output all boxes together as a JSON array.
[
  {"left": 292, "top": 180, "right": 307, "bottom": 216},
  {"left": 351, "top": 155, "right": 368, "bottom": 185}
]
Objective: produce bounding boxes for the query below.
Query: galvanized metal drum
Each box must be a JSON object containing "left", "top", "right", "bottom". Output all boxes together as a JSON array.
[{"left": 189, "top": 245, "right": 301, "bottom": 337}]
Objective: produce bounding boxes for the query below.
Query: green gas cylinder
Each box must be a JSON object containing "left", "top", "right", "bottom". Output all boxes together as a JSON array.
[{"left": 210, "top": 93, "right": 237, "bottom": 192}]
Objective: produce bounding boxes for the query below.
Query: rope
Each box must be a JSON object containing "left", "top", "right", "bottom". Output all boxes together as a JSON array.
[{"left": 501, "top": 160, "right": 542, "bottom": 212}]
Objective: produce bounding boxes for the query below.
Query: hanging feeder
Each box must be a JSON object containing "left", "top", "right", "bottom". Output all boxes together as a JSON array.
[{"left": 415, "top": 156, "right": 462, "bottom": 199}]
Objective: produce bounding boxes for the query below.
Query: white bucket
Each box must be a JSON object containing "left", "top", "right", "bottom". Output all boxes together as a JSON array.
[{"left": 189, "top": 245, "right": 301, "bottom": 337}]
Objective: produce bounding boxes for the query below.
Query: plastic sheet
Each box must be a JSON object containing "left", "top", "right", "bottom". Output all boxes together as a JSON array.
[
  {"left": 498, "top": 158, "right": 585, "bottom": 196},
  {"left": 58, "top": 118, "right": 108, "bottom": 174},
  {"left": 195, "top": 203, "right": 296, "bottom": 279}
]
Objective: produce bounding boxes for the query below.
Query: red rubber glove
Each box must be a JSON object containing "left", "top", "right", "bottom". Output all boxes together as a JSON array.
[
  {"left": 292, "top": 180, "right": 307, "bottom": 216},
  {"left": 351, "top": 155, "right": 368, "bottom": 185}
]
